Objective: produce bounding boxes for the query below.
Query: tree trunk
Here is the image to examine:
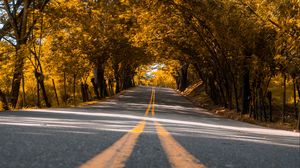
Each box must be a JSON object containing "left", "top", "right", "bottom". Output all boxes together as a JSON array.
[
  {"left": 242, "top": 49, "right": 251, "bottom": 115},
  {"left": 73, "top": 74, "right": 76, "bottom": 105},
  {"left": 91, "top": 78, "right": 99, "bottom": 99},
  {"left": 296, "top": 79, "right": 300, "bottom": 130},
  {"left": 96, "top": 63, "right": 106, "bottom": 98},
  {"left": 293, "top": 78, "right": 298, "bottom": 119},
  {"left": 22, "top": 73, "right": 26, "bottom": 107},
  {"left": 217, "top": 82, "right": 227, "bottom": 107},
  {"left": 242, "top": 67, "right": 250, "bottom": 115},
  {"left": 5, "top": 0, "right": 50, "bottom": 108},
  {"left": 175, "top": 75, "right": 180, "bottom": 90},
  {"left": 115, "top": 78, "right": 120, "bottom": 94},
  {"left": 108, "top": 79, "right": 114, "bottom": 96},
  {"left": 10, "top": 48, "right": 25, "bottom": 108},
  {"left": 179, "top": 63, "right": 189, "bottom": 91},
  {"left": 52, "top": 79, "right": 59, "bottom": 106},
  {"left": 63, "top": 71, "right": 67, "bottom": 104},
  {"left": 35, "top": 71, "right": 51, "bottom": 107},
  {"left": 0, "top": 89, "right": 9, "bottom": 110},
  {"left": 114, "top": 67, "right": 120, "bottom": 94},
  {"left": 225, "top": 80, "right": 233, "bottom": 110},
  {"left": 209, "top": 79, "right": 220, "bottom": 105},
  {"left": 267, "top": 91, "right": 272, "bottom": 122},
  {"left": 104, "top": 79, "right": 108, "bottom": 96},
  {"left": 297, "top": 110, "right": 300, "bottom": 131},
  {"left": 36, "top": 76, "right": 41, "bottom": 107},
  {"left": 297, "top": 79, "right": 300, "bottom": 100},
  {"left": 258, "top": 86, "right": 264, "bottom": 121},
  {"left": 233, "top": 79, "right": 240, "bottom": 112},
  {"left": 40, "top": 78, "right": 51, "bottom": 108},
  {"left": 81, "top": 82, "right": 87, "bottom": 102},
  {"left": 123, "top": 73, "right": 134, "bottom": 89},
  {"left": 263, "top": 99, "right": 267, "bottom": 122},
  {"left": 283, "top": 74, "right": 286, "bottom": 122},
  {"left": 84, "top": 83, "right": 90, "bottom": 101}
]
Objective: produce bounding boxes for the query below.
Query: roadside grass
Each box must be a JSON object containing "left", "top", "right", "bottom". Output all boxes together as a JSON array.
[
  {"left": 183, "top": 80, "right": 299, "bottom": 132},
  {"left": 269, "top": 75, "right": 299, "bottom": 107},
  {"left": 0, "top": 88, "right": 130, "bottom": 111}
]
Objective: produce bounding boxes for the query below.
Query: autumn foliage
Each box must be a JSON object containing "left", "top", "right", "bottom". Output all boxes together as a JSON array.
[{"left": 0, "top": 0, "right": 299, "bottom": 129}]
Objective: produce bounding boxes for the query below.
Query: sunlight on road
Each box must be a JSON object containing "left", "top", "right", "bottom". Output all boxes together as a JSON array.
[
  {"left": 24, "top": 109, "right": 300, "bottom": 137},
  {"left": 1, "top": 109, "right": 298, "bottom": 149}
]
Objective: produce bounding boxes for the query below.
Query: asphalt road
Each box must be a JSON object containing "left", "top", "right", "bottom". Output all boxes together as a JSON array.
[{"left": 0, "top": 86, "right": 299, "bottom": 168}]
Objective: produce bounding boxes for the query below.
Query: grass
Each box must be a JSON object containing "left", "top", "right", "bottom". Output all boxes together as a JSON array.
[
  {"left": 182, "top": 81, "right": 299, "bottom": 132},
  {"left": 0, "top": 88, "right": 130, "bottom": 111}
]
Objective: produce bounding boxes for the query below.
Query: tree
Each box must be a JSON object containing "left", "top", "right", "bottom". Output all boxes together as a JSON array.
[{"left": 0, "top": 0, "right": 50, "bottom": 108}]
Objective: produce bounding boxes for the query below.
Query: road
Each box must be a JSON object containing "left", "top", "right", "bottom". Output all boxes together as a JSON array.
[{"left": 0, "top": 86, "right": 299, "bottom": 168}]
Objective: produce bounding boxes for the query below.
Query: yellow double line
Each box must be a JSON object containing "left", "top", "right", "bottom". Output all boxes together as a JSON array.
[
  {"left": 80, "top": 88, "right": 205, "bottom": 168},
  {"left": 145, "top": 88, "right": 155, "bottom": 117}
]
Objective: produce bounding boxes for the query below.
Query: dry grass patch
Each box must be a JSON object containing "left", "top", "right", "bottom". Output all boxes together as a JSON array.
[{"left": 182, "top": 82, "right": 298, "bottom": 132}]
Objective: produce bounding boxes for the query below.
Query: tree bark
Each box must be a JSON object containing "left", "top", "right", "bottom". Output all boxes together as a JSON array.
[
  {"left": 108, "top": 79, "right": 114, "bottom": 96},
  {"left": 296, "top": 80, "right": 300, "bottom": 130},
  {"left": 84, "top": 83, "right": 90, "bottom": 101},
  {"left": 52, "top": 79, "right": 59, "bottom": 106},
  {"left": 73, "top": 74, "right": 76, "bottom": 106},
  {"left": 293, "top": 78, "right": 298, "bottom": 119},
  {"left": 267, "top": 91, "right": 272, "bottom": 122},
  {"left": 40, "top": 78, "right": 51, "bottom": 108},
  {"left": 115, "top": 78, "right": 120, "bottom": 94},
  {"left": 283, "top": 74, "right": 286, "bottom": 122},
  {"left": 35, "top": 71, "right": 51, "bottom": 107},
  {"left": 233, "top": 78, "right": 240, "bottom": 112},
  {"left": 104, "top": 79, "right": 108, "bottom": 97},
  {"left": 22, "top": 73, "right": 26, "bottom": 107},
  {"left": 36, "top": 76, "right": 41, "bottom": 107},
  {"left": 113, "top": 64, "right": 120, "bottom": 94},
  {"left": 96, "top": 63, "right": 106, "bottom": 98},
  {"left": 0, "top": 89, "right": 9, "bottom": 110},
  {"left": 242, "top": 48, "right": 252, "bottom": 115},
  {"left": 179, "top": 62, "right": 189, "bottom": 91},
  {"left": 297, "top": 79, "right": 300, "bottom": 100},
  {"left": 10, "top": 48, "right": 25, "bottom": 108},
  {"left": 91, "top": 78, "right": 99, "bottom": 99},
  {"left": 242, "top": 61, "right": 250, "bottom": 115},
  {"left": 63, "top": 71, "right": 67, "bottom": 104},
  {"left": 297, "top": 110, "right": 300, "bottom": 131},
  {"left": 81, "top": 82, "right": 87, "bottom": 102}
]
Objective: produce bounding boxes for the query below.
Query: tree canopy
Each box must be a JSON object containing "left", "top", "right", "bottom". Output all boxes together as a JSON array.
[{"left": 0, "top": 0, "right": 299, "bottom": 128}]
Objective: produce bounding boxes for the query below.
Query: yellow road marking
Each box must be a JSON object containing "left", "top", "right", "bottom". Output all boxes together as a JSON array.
[
  {"left": 151, "top": 89, "right": 155, "bottom": 117},
  {"left": 80, "top": 120, "right": 146, "bottom": 168},
  {"left": 81, "top": 88, "right": 154, "bottom": 168},
  {"left": 155, "top": 121, "right": 206, "bottom": 168},
  {"left": 145, "top": 88, "right": 154, "bottom": 116},
  {"left": 81, "top": 87, "right": 205, "bottom": 168}
]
